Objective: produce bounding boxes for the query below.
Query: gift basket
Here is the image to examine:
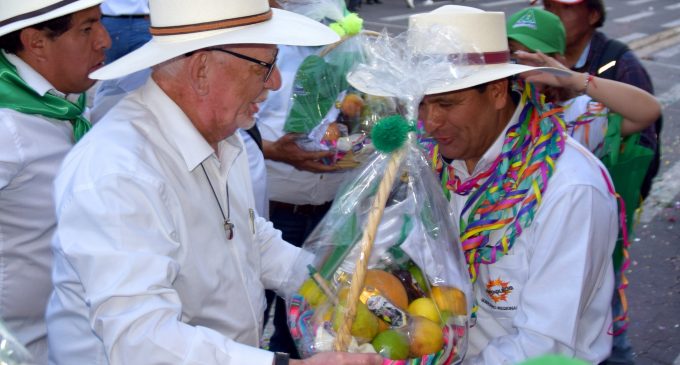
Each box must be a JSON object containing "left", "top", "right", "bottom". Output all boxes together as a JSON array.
[
  {"left": 280, "top": 1, "right": 397, "bottom": 168},
  {"left": 285, "top": 24, "right": 478, "bottom": 364}
]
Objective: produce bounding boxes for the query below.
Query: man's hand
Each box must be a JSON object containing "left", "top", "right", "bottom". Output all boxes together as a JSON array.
[
  {"left": 290, "top": 352, "right": 383, "bottom": 365},
  {"left": 263, "top": 133, "right": 340, "bottom": 173}
]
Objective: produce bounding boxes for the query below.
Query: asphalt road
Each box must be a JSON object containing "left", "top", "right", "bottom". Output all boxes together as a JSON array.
[{"left": 353, "top": 1, "right": 680, "bottom": 364}]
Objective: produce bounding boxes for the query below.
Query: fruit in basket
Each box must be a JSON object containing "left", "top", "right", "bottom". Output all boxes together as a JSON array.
[
  {"left": 372, "top": 329, "right": 410, "bottom": 360},
  {"left": 392, "top": 269, "right": 426, "bottom": 302},
  {"left": 407, "top": 264, "right": 429, "bottom": 295},
  {"left": 323, "top": 122, "right": 342, "bottom": 142},
  {"left": 340, "top": 93, "right": 364, "bottom": 120},
  {"left": 365, "top": 270, "right": 409, "bottom": 310},
  {"left": 430, "top": 286, "right": 467, "bottom": 316},
  {"left": 407, "top": 297, "right": 440, "bottom": 323},
  {"left": 408, "top": 316, "right": 444, "bottom": 357},
  {"left": 298, "top": 278, "right": 327, "bottom": 308},
  {"left": 333, "top": 288, "right": 381, "bottom": 340}
]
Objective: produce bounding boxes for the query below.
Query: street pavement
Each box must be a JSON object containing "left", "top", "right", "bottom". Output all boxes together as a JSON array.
[{"left": 352, "top": 1, "right": 680, "bottom": 364}]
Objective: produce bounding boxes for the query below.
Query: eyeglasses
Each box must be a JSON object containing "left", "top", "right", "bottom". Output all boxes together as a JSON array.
[{"left": 205, "top": 47, "right": 278, "bottom": 82}]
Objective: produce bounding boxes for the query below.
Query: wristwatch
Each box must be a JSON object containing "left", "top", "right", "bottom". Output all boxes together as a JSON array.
[{"left": 274, "top": 352, "right": 289, "bottom": 365}]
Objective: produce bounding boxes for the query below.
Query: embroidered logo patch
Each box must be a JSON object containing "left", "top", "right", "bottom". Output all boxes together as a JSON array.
[
  {"left": 512, "top": 10, "right": 537, "bottom": 30},
  {"left": 485, "top": 278, "right": 513, "bottom": 303},
  {"left": 586, "top": 101, "right": 606, "bottom": 114}
]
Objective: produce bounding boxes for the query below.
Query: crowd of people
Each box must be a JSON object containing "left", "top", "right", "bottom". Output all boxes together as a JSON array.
[{"left": 0, "top": 0, "right": 660, "bottom": 364}]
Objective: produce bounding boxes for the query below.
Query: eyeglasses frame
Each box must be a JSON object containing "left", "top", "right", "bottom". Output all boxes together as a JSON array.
[{"left": 186, "top": 47, "right": 278, "bottom": 82}]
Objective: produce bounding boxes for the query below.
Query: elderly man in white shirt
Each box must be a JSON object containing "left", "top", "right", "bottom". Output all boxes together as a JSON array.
[
  {"left": 45, "top": 1, "right": 381, "bottom": 365},
  {"left": 0, "top": 1, "right": 110, "bottom": 363},
  {"left": 349, "top": 5, "right": 618, "bottom": 364}
]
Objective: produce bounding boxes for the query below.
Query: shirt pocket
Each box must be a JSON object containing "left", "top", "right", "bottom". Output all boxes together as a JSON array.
[{"left": 477, "top": 250, "right": 529, "bottom": 319}]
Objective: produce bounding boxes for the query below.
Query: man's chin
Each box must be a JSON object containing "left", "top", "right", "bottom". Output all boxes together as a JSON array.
[{"left": 237, "top": 117, "right": 256, "bottom": 130}]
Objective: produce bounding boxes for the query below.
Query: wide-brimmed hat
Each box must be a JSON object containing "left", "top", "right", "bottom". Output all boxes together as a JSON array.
[
  {"left": 348, "top": 5, "right": 566, "bottom": 97},
  {"left": 0, "top": 0, "right": 103, "bottom": 38},
  {"left": 507, "top": 8, "right": 566, "bottom": 55},
  {"left": 90, "top": 0, "right": 340, "bottom": 80}
]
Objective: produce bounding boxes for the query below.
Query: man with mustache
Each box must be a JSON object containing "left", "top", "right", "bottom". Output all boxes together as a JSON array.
[{"left": 0, "top": 1, "right": 110, "bottom": 363}]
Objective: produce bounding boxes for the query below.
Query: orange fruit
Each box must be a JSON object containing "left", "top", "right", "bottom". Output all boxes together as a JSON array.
[{"left": 430, "top": 286, "right": 467, "bottom": 316}]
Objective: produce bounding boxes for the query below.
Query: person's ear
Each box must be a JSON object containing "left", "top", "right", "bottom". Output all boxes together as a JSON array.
[
  {"left": 588, "top": 8, "right": 602, "bottom": 27},
  {"left": 489, "top": 78, "right": 509, "bottom": 110},
  {"left": 18, "top": 28, "right": 48, "bottom": 60},
  {"left": 188, "top": 52, "right": 210, "bottom": 97}
]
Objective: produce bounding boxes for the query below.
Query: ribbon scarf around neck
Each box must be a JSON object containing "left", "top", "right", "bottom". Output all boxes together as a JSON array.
[
  {"left": 422, "top": 80, "right": 566, "bottom": 284},
  {"left": 0, "top": 52, "right": 91, "bottom": 142}
]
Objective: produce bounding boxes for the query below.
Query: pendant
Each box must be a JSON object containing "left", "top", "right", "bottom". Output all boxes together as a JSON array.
[{"left": 224, "top": 220, "right": 234, "bottom": 240}]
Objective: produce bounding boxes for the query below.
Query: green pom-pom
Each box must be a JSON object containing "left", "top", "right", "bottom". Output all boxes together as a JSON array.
[
  {"left": 329, "top": 22, "right": 346, "bottom": 38},
  {"left": 339, "top": 13, "right": 363, "bottom": 36},
  {"left": 371, "top": 115, "right": 410, "bottom": 153}
]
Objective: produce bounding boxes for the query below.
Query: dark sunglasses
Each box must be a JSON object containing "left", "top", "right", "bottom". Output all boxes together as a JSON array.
[{"left": 196, "top": 47, "right": 278, "bottom": 82}]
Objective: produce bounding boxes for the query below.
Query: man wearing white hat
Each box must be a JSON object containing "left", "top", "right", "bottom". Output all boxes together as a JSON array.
[
  {"left": 0, "top": 1, "right": 110, "bottom": 363},
  {"left": 350, "top": 5, "right": 618, "bottom": 364},
  {"left": 44, "top": 1, "right": 382, "bottom": 365}
]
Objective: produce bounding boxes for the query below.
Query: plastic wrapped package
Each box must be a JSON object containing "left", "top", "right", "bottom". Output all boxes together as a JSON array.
[
  {"left": 283, "top": 32, "right": 398, "bottom": 169},
  {"left": 285, "top": 20, "right": 485, "bottom": 364},
  {"left": 278, "top": 0, "right": 346, "bottom": 24},
  {"left": 285, "top": 122, "right": 472, "bottom": 363},
  {"left": 0, "top": 319, "right": 33, "bottom": 365}
]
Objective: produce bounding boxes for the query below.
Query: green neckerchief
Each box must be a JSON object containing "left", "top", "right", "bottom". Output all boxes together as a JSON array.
[{"left": 0, "top": 52, "right": 91, "bottom": 142}]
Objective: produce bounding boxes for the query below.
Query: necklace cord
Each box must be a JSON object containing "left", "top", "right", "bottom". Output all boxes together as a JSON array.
[{"left": 200, "top": 163, "right": 231, "bottom": 223}]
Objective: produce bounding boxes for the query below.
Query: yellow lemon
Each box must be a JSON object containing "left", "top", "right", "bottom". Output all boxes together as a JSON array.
[
  {"left": 408, "top": 316, "right": 444, "bottom": 357},
  {"left": 430, "top": 286, "right": 467, "bottom": 316},
  {"left": 407, "top": 297, "right": 440, "bottom": 323},
  {"left": 298, "top": 278, "right": 327, "bottom": 308}
]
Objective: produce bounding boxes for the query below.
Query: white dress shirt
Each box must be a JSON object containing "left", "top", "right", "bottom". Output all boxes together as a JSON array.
[
  {"left": 47, "top": 78, "right": 300, "bottom": 364},
  {"left": 453, "top": 105, "right": 618, "bottom": 364},
  {"left": 100, "top": 0, "right": 149, "bottom": 16},
  {"left": 240, "top": 130, "right": 269, "bottom": 218},
  {"left": 257, "top": 45, "right": 351, "bottom": 205},
  {"left": 0, "top": 52, "right": 77, "bottom": 365},
  {"left": 91, "top": 68, "right": 269, "bottom": 218}
]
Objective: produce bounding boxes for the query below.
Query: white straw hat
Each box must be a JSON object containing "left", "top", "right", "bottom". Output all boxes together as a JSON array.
[
  {"left": 0, "top": 0, "right": 103, "bottom": 38},
  {"left": 348, "top": 5, "right": 566, "bottom": 96},
  {"left": 90, "top": 0, "right": 340, "bottom": 80}
]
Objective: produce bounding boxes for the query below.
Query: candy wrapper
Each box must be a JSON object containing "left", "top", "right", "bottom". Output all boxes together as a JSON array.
[
  {"left": 285, "top": 120, "right": 472, "bottom": 364},
  {"left": 0, "top": 318, "right": 34, "bottom": 365},
  {"left": 283, "top": 31, "right": 398, "bottom": 169}
]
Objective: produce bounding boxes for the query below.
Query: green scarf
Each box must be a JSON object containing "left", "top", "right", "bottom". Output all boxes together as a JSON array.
[{"left": 0, "top": 52, "right": 91, "bottom": 142}]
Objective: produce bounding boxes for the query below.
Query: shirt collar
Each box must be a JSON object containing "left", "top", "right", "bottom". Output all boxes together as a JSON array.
[
  {"left": 574, "top": 37, "right": 592, "bottom": 70},
  {"left": 450, "top": 101, "right": 522, "bottom": 178},
  {"left": 139, "top": 77, "right": 219, "bottom": 171},
  {"left": 3, "top": 50, "right": 79, "bottom": 102}
]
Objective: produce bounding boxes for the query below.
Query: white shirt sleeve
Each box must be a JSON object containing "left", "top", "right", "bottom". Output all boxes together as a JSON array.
[
  {"left": 0, "top": 114, "right": 22, "bottom": 188},
  {"left": 54, "top": 172, "right": 274, "bottom": 365},
  {"left": 464, "top": 184, "right": 617, "bottom": 365},
  {"left": 254, "top": 214, "right": 304, "bottom": 294}
]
